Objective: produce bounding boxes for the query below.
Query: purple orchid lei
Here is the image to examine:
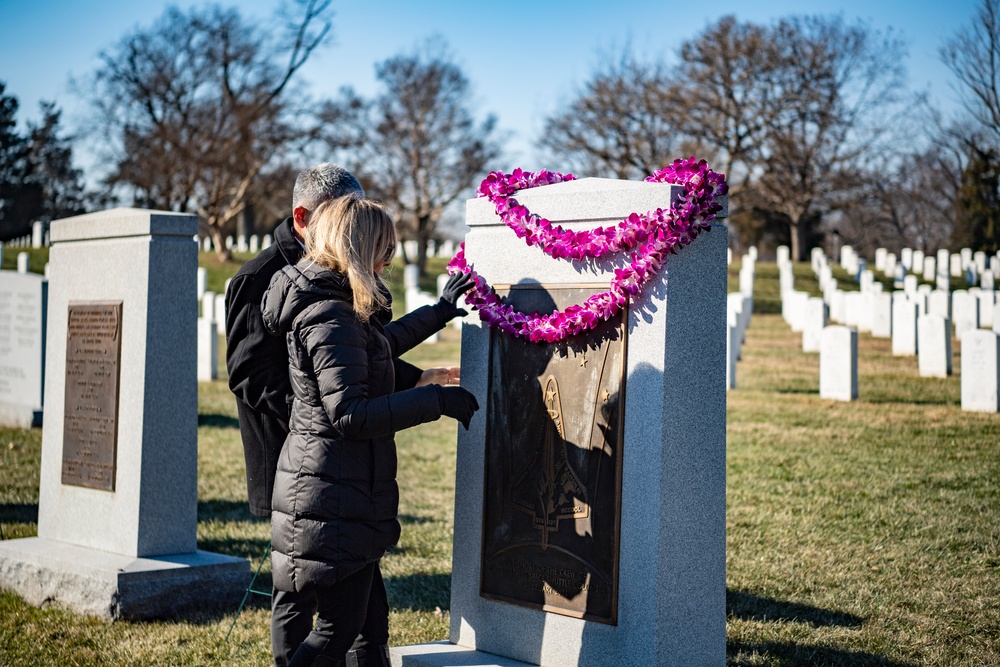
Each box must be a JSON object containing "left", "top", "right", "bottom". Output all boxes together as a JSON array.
[{"left": 447, "top": 156, "right": 728, "bottom": 344}]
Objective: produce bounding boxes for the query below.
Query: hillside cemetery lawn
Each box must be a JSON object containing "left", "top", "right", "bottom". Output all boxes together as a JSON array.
[{"left": 0, "top": 258, "right": 997, "bottom": 666}]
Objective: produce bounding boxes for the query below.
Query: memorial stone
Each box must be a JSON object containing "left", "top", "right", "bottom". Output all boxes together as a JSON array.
[
  {"left": 249, "top": 234, "right": 259, "bottom": 253},
  {"left": 918, "top": 315, "right": 951, "bottom": 378},
  {"left": 904, "top": 274, "right": 918, "bottom": 297},
  {"left": 983, "top": 271, "right": 995, "bottom": 290},
  {"left": 739, "top": 263, "right": 754, "bottom": 296},
  {"left": 404, "top": 264, "right": 420, "bottom": 291},
  {"left": 871, "top": 292, "right": 892, "bottom": 338},
  {"left": 786, "top": 290, "right": 810, "bottom": 332},
  {"left": 844, "top": 291, "right": 863, "bottom": 327},
  {"left": 893, "top": 264, "right": 905, "bottom": 288},
  {"left": 884, "top": 252, "right": 896, "bottom": 277},
  {"left": 961, "top": 248, "right": 973, "bottom": 269},
  {"left": 202, "top": 237, "right": 212, "bottom": 252},
  {"left": 960, "top": 330, "right": 1000, "bottom": 413},
  {"left": 17, "top": 252, "right": 29, "bottom": 274},
  {"left": 857, "top": 291, "right": 874, "bottom": 333},
  {"left": 394, "top": 176, "right": 728, "bottom": 667},
  {"left": 225, "top": 235, "right": 234, "bottom": 250},
  {"left": 263, "top": 233, "right": 273, "bottom": 249},
  {"left": 820, "top": 326, "right": 857, "bottom": 401},
  {"left": 951, "top": 253, "right": 963, "bottom": 277},
  {"left": 912, "top": 250, "right": 925, "bottom": 274},
  {"left": 197, "top": 317, "right": 218, "bottom": 381},
  {"left": 892, "top": 298, "right": 918, "bottom": 356},
  {"left": 214, "top": 293, "right": 227, "bottom": 327},
  {"left": 0, "top": 208, "right": 247, "bottom": 620},
  {"left": 236, "top": 234, "right": 248, "bottom": 253},
  {"left": 0, "top": 270, "right": 47, "bottom": 427},
  {"left": 201, "top": 291, "right": 217, "bottom": 322},
  {"left": 829, "top": 290, "right": 847, "bottom": 324},
  {"left": 974, "top": 251, "right": 987, "bottom": 277}
]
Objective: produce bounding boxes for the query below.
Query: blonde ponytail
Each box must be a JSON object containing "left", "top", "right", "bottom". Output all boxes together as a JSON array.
[{"left": 304, "top": 194, "right": 397, "bottom": 321}]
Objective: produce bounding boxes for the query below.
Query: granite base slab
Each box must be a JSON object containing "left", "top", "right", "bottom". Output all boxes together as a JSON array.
[
  {"left": 391, "top": 642, "right": 536, "bottom": 667},
  {"left": 0, "top": 537, "right": 249, "bottom": 620}
]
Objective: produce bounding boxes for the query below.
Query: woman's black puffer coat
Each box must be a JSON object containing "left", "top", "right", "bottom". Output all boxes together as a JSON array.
[{"left": 261, "top": 259, "right": 450, "bottom": 592}]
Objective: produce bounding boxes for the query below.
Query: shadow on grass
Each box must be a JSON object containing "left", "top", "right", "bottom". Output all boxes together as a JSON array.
[
  {"left": 0, "top": 503, "right": 38, "bottom": 526},
  {"left": 727, "top": 639, "right": 916, "bottom": 667},
  {"left": 727, "top": 589, "right": 864, "bottom": 628},
  {"left": 198, "top": 413, "right": 241, "bottom": 429},
  {"left": 398, "top": 513, "right": 434, "bottom": 525},
  {"left": 198, "top": 499, "right": 262, "bottom": 523},
  {"left": 385, "top": 572, "right": 450, "bottom": 612}
]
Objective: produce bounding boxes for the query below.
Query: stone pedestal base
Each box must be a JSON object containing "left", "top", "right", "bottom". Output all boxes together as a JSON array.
[
  {"left": 0, "top": 537, "right": 248, "bottom": 620},
  {"left": 392, "top": 642, "right": 535, "bottom": 667}
]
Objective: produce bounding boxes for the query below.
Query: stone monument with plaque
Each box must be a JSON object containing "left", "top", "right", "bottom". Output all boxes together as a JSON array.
[
  {"left": 0, "top": 269, "right": 47, "bottom": 427},
  {"left": 0, "top": 208, "right": 247, "bottom": 619},
  {"left": 392, "top": 177, "right": 728, "bottom": 667}
]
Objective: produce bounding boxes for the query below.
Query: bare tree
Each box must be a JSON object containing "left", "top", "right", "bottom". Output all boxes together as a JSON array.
[
  {"left": 748, "top": 16, "right": 908, "bottom": 260},
  {"left": 86, "top": 1, "right": 332, "bottom": 258},
  {"left": 670, "top": 16, "right": 779, "bottom": 188},
  {"left": 942, "top": 0, "right": 1000, "bottom": 145},
  {"left": 541, "top": 52, "right": 684, "bottom": 179},
  {"left": 320, "top": 39, "right": 502, "bottom": 273}
]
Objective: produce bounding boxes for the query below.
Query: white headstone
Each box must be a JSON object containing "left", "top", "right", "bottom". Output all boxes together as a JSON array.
[
  {"left": 777, "top": 245, "right": 790, "bottom": 265},
  {"left": 748, "top": 246, "right": 758, "bottom": 261},
  {"left": 225, "top": 235, "right": 234, "bottom": 250},
  {"left": 829, "top": 290, "right": 847, "bottom": 324},
  {"left": 875, "top": 247, "right": 887, "bottom": 272},
  {"left": 983, "top": 272, "right": 995, "bottom": 291},
  {"left": 871, "top": 292, "right": 892, "bottom": 338},
  {"left": 952, "top": 290, "right": 980, "bottom": 337},
  {"left": 196, "top": 267, "right": 207, "bottom": 299},
  {"left": 236, "top": 235, "right": 248, "bottom": 253},
  {"left": 201, "top": 291, "right": 217, "bottom": 322},
  {"left": 974, "top": 251, "right": 987, "bottom": 277},
  {"left": 202, "top": 236, "right": 212, "bottom": 252},
  {"left": 32, "top": 221, "right": 45, "bottom": 248},
  {"left": 884, "top": 253, "right": 896, "bottom": 277},
  {"left": 960, "top": 330, "right": 999, "bottom": 412},
  {"left": 979, "top": 290, "right": 996, "bottom": 328},
  {"left": 917, "top": 315, "right": 951, "bottom": 378},
  {"left": 912, "top": 250, "right": 925, "bottom": 275},
  {"left": 214, "top": 292, "right": 227, "bottom": 327},
  {"left": 739, "top": 263, "right": 754, "bottom": 296},
  {"left": 857, "top": 291, "right": 874, "bottom": 333},
  {"left": 197, "top": 318, "right": 218, "bottom": 381},
  {"left": 923, "top": 256, "right": 936, "bottom": 282},
  {"left": 904, "top": 274, "right": 918, "bottom": 297},
  {"left": 727, "top": 323, "right": 738, "bottom": 390},
  {"left": 928, "top": 290, "right": 951, "bottom": 321},
  {"left": 820, "top": 326, "right": 858, "bottom": 401},
  {"left": 404, "top": 240, "right": 419, "bottom": 260},
  {"left": 951, "top": 253, "right": 963, "bottom": 277},
  {"left": 262, "top": 234, "right": 273, "bottom": 249},
  {"left": 901, "top": 247, "right": 913, "bottom": 271},
  {"left": 437, "top": 273, "right": 451, "bottom": 297},
  {"left": 860, "top": 270, "right": 874, "bottom": 294},
  {"left": 891, "top": 298, "right": 919, "bottom": 356},
  {"left": 785, "top": 290, "right": 810, "bottom": 331},
  {"left": 403, "top": 264, "right": 420, "bottom": 291},
  {"left": 249, "top": 234, "right": 259, "bottom": 253},
  {"left": 0, "top": 271, "right": 47, "bottom": 427},
  {"left": 961, "top": 248, "right": 973, "bottom": 269},
  {"left": 17, "top": 252, "right": 29, "bottom": 274},
  {"left": 844, "top": 291, "right": 863, "bottom": 327},
  {"left": 802, "top": 297, "right": 827, "bottom": 352}
]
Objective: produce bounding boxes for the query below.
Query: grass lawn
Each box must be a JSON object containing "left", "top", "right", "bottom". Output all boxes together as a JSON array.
[{"left": 1, "top": 259, "right": 998, "bottom": 666}]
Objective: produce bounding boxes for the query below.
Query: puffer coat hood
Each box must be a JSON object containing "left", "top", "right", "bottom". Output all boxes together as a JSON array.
[{"left": 262, "top": 259, "right": 446, "bottom": 592}]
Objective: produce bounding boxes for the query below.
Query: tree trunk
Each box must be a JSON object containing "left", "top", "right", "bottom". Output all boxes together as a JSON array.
[
  {"left": 211, "top": 226, "right": 232, "bottom": 262},
  {"left": 789, "top": 218, "right": 807, "bottom": 263},
  {"left": 416, "top": 215, "right": 431, "bottom": 275}
]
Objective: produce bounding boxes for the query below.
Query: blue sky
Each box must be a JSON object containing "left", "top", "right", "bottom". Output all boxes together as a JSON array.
[{"left": 0, "top": 0, "right": 982, "bottom": 176}]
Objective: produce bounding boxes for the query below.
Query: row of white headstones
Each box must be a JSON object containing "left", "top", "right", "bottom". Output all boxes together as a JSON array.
[
  {"left": 194, "top": 261, "right": 458, "bottom": 381},
  {"left": 778, "top": 245, "right": 1000, "bottom": 412}
]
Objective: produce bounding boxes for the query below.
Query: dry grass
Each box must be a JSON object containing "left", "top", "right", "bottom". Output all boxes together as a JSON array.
[{"left": 0, "top": 259, "right": 997, "bottom": 665}]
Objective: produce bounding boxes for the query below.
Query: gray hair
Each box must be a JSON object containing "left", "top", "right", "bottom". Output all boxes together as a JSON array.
[{"left": 292, "top": 163, "right": 364, "bottom": 211}]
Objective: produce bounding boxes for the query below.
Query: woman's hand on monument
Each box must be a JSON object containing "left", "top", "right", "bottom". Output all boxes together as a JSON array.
[
  {"left": 417, "top": 366, "right": 461, "bottom": 387},
  {"left": 437, "top": 271, "right": 474, "bottom": 319}
]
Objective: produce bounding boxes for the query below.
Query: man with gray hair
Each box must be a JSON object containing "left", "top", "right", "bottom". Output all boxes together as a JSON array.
[{"left": 226, "top": 163, "right": 388, "bottom": 666}]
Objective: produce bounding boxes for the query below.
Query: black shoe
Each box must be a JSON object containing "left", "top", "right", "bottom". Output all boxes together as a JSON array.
[{"left": 288, "top": 645, "right": 346, "bottom": 667}]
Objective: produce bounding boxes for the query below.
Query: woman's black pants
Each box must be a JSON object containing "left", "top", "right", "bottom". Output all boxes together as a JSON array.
[{"left": 283, "top": 561, "right": 388, "bottom": 667}]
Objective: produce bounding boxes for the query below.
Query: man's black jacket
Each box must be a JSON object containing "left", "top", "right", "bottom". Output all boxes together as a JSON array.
[{"left": 225, "top": 218, "right": 426, "bottom": 516}]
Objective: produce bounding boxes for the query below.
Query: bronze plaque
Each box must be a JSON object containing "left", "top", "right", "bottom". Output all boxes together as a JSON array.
[
  {"left": 481, "top": 286, "right": 626, "bottom": 624},
  {"left": 61, "top": 302, "right": 123, "bottom": 491}
]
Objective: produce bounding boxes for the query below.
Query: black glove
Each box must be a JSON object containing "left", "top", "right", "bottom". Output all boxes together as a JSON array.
[
  {"left": 435, "top": 385, "right": 480, "bottom": 430},
  {"left": 437, "top": 271, "right": 474, "bottom": 320}
]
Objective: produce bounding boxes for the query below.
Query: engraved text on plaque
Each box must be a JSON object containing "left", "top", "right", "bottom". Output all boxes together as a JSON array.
[
  {"left": 62, "top": 302, "right": 123, "bottom": 491},
  {"left": 481, "top": 286, "right": 626, "bottom": 624}
]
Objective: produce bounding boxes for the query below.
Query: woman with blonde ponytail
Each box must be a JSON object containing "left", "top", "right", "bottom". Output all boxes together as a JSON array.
[{"left": 262, "top": 193, "right": 479, "bottom": 667}]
